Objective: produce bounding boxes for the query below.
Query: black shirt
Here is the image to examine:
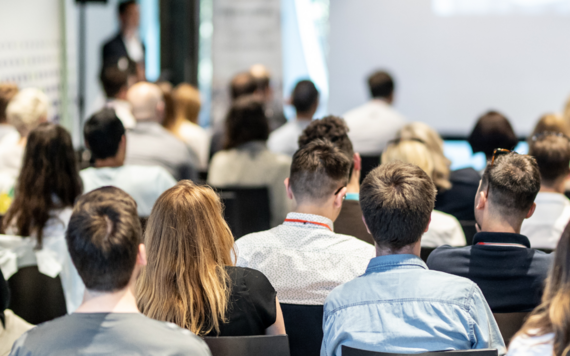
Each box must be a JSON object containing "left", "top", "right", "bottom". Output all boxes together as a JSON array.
[
  {"left": 435, "top": 168, "right": 481, "bottom": 221},
  {"left": 206, "top": 266, "right": 277, "bottom": 336},
  {"left": 427, "top": 232, "right": 553, "bottom": 313}
]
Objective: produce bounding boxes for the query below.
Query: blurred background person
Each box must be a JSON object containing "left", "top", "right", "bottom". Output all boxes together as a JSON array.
[
  {"left": 0, "top": 83, "right": 18, "bottom": 142},
  {"left": 99, "top": 61, "right": 138, "bottom": 130},
  {"left": 250, "top": 64, "right": 286, "bottom": 131},
  {"left": 468, "top": 110, "right": 518, "bottom": 168}
]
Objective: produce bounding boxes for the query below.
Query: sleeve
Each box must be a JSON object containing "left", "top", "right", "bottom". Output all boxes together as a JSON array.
[
  {"left": 243, "top": 268, "right": 277, "bottom": 329},
  {"left": 468, "top": 284, "right": 507, "bottom": 355},
  {"left": 8, "top": 332, "right": 29, "bottom": 356}
]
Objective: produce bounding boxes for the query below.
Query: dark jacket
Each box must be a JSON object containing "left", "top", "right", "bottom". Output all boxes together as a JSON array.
[
  {"left": 335, "top": 200, "right": 374, "bottom": 245},
  {"left": 435, "top": 168, "right": 481, "bottom": 221},
  {"left": 102, "top": 33, "right": 145, "bottom": 66}
]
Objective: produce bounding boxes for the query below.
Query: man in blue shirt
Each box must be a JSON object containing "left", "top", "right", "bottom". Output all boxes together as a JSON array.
[{"left": 321, "top": 161, "right": 505, "bottom": 356}]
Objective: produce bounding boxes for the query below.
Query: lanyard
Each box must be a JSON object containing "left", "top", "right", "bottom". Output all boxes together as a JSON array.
[
  {"left": 284, "top": 219, "right": 332, "bottom": 231},
  {"left": 476, "top": 242, "right": 527, "bottom": 248}
]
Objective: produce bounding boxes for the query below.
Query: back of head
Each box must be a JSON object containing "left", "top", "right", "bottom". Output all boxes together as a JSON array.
[
  {"left": 531, "top": 113, "right": 569, "bottom": 138},
  {"left": 468, "top": 111, "right": 518, "bottom": 159},
  {"left": 249, "top": 64, "right": 271, "bottom": 92},
  {"left": 529, "top": 133, "right": 570, "bottom": 186},
  {"left": 360, "top": 162, "right": 436, "bottom": 250},
  {"left": 84, "top": 108, "right": 126, "bottom": 160},
  {"left": 481, "top": 153, "right": 540, "bottom": 219},
  {"left": 137, "top": 180, "right": 234, "bottom": 335},
  {"left": 127, "top": 82, "right": 164, "bottom": 122},
  {"left": 224, "top": 95, "right": 269, "bottom": 149},
  {"left": 298, "top": 115, "right": 354, "bottom": 161},
  {"left": 230, "top": 72, "right": 257, "bottom": 100},
  {"left": 67, "top": 187, "right": 141, "bottom": 292},
  {"left": 367, "top": 70, "right": 394, "bottom": 99},
  {"left": 290, "top": 139, "right": 351, "bottom": 204},
  {"left": 99, "top": 62, "right": 135, "bottom": 98},
  {"left": 0, "top": 83, "right": 18, "bottom": 124},
  {"left": 156, "top": 81, "right": 175, "bottom": 129},
  {"left": 6, "top": 88, "right": 49, "bottom": 137},
  {"left": 291, "top": 80, "right": 319, "bottom": 114},
  {"left": 382, "top": 140, "right": 435, "bottom": 181},
  {"left": 173, "top": 83, "right": 201, "bottom": 124}
]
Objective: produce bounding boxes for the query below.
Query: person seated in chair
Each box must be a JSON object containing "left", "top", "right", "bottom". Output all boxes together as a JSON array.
[
  {"left": 9, "top": 187, "right": 211, "bottom": 356},
  {"left": 321, "top": 162, "right": 505, "bottom": 356},
  {"left": 428, "top": 151, "right": 553, "bottom": 313}
]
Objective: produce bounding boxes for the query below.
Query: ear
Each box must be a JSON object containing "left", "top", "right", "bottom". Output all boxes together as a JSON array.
[
  {"left": 333, "top": 187, "right": 347, "bottom": 208},
  {"left": 137, "top": 244, "right": 147, "bottom": 266},
  {"left": 424, "top": 215, "right": 432, "bottom": 233},
  {"left": 120, "top": 134, "right": 127, "bottom": 147},
  {"left": 353, "top": 152, "right": 362, "bottom": 172},
  {"left": 284, "top": 178, "right": 294, "bottom": 200},
  {"left": 361, "top": 216, "right": 372, "bottom": 235},
  {"left": 475, "top": 190, "right": 487, "bottom": 211},
  {"left": 525, "top": 202, "right": 537, "bottom": 219}
]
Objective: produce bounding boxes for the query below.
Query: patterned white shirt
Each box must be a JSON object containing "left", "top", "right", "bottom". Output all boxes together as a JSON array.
[{"left": 235, "top": 212, "right": 376, "bottom": 305}]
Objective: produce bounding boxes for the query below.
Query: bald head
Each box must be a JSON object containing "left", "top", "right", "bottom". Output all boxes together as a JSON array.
[{"left": 127, "top": 82, "right": 164, "bottom": 123}]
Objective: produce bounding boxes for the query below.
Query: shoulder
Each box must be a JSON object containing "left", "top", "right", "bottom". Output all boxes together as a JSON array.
[
  {"left": 226, "top": 266, "right": 274, "bottom": 290},
  {"left": 427, "top": 245, "right": 472, "bottom": 268},
  {"left": 136, "top": 317, "right": 211, "bottom": 354},
  {"left": 508, "top": 332, "right": 553, "bottom": 356},
  {"left": 235, "top": 230, "right": 275, "bottom": 248}
]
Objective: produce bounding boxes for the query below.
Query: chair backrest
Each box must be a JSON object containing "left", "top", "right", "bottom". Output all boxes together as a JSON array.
[
  {"left": 459, "top": 220, "right": 477, "bottom": 245},
  {"left": 420, "top": 247, "right": 436, "bottom": 263},
  {"left": 280, "top": 303, "right": 324, "bottom": 356},
  {"left": 215, "top": 186, "right": 271, "bottom": 239},
  {"left": 204, "top": 335, "right": 290, "bottom": 356},
  {"left": 493, "top": 312, "right": 530, "bottom": 346},
  {"left": 342, "top": 346, "right": 498, "bottom": 356},
  {"left": 360, "top": 155, "right": 381, "bottom": 183}
]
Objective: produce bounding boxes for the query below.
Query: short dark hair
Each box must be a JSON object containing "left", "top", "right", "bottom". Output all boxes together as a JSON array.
[
  {"left": 100, "top": 64, "right": 134, "bottom": 98},
  {"left": 224, "top": 95, "right": 269, "bottom": 149},
  {"left": 290, "top": 139, "right": 351, "bottom": 204},
  {"left": 84, "top": 108, "right": 125, "bottom": 160},
  {"left": 298, "top": 116, "right": 354, "bottom": 161},
  {"left": 529, "top": 134, "right": 570, "bottom": 186},
  {"left": 469, "top": 111, "right": 518, "bottom": 159},
  {"left": 66, "top": 187, "right": 142, "bottom": 292},
  {"left": 292, "top": 80, "right": 319, "bottom": 113},
  {"left": 481, "top": 153, "right": 540, "bottom": 217},
  {"left": 118, "top": 0, "right": 137, "bottom": 15},
  {"left": 368, "top": 71, "right": 394, "bottom": 99},
  {"left": 230, "top": 72, "right": 257, "bottom": 100},
  {"left": 360, "top": 162, "right": 436, "bottom": 250},
  {"left": 0, "top": 83, "right": 18, "bottom": 124}
]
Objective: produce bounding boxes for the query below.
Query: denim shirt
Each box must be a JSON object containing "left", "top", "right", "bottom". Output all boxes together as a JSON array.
[{"left": 321, "top": 254, "right": 505, "bottom": 356}]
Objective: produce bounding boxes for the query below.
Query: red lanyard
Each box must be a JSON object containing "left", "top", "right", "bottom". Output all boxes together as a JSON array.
[
  {"left": 476, "top": 242, "right": 526, "bottom": 248},
  {"left": 284, "top": 219, "right": 332, "bottom": 231}
]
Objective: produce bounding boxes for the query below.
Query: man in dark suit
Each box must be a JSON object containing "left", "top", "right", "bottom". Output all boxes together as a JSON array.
[{"left": 102, "top": 1, "right": 145, "bottom": 80}]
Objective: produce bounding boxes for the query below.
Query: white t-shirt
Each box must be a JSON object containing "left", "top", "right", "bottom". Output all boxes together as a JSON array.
[
  {"left": 267, "top": 119, "right": 312, "bottom": 157},
  {"left": 80, "top": 165, "right": 177, "bottom": 217},
  {"left": 176, "top": 121, "right": 211, "bottom": 171},
  {"left": 0, "top": 132, "right": 24, "bottom": 180},
  {"left": 521, "top": 192, "right": 570, "bottom": 249},
  {"left": 421, "top": 210, "right": 466, "bottom": 247},
  {"left": 507, "top": 332, "right": 553, "bottom": 356}
]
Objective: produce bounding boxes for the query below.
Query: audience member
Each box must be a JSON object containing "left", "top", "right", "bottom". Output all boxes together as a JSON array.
[
  {"left": 0, "top": 83, "right": 18, "bottom": 142},
  {"left": 137, "top": 181, "right": 286, "bottom": 336},
  {"left": 0, "top": 88, "right": 49, "bottom": 181},
  {"left": 382, "top": 140, "right": 466, "bottom": 247},
  {"left": 521, "top": 132, "right": 570, "bottom": 249},
  {"left": 0, "top": 123, "right": 84, "bottom": 319},
  {"left": 428, "top": 152, "right": 552, "bottom": 312},
  {"left": 9, "top": 187, "right": 211, "bottom": 355},
  {"left": 343, "top": 70, "right": 406, "bottom": 155},
  {"left": 236, "top": 140, "right": 375, "bottom": 305},
  {"left": 0, "top": 269, "right": 32, "bottom": 356},
  {"left": 530, "top": 113, "right": 569, "bottom": 138},
  {"left": 321, "top": 162, "right": 504, "bottom": 356},
  {"left": 208, "top": 96, "right": 292, "bottom": 226},
  {"left": 268, "top": 80, "right": 319, "bottom": 157},
  {"left": 99, "top": 62, "right": 137, "bottom": 129},
  {"left": 297, "top": 116, "right": 372, "bottom": 244},
  {"left": 508, "top": 222, "right": 570, "bottom": 356},
  {"left": 165, "top": 83, "right": 210, "bottom": 170},
  {"left": 250, "top": 64, "right": 287, "bottom": 131},
  {"left": 469, "top": 111, "right": 518, "bottom": 164},
  {"left": 82, "top": 108, "right": 176, "bottom": 217},
  {"left": 124, "top": 82, "right": 198, "bottom": 181}
]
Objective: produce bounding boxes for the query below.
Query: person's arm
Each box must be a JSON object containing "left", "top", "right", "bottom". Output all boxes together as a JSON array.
[
  {"left": 469, "top": 284, "right": 507, "bottom": 355},
  {"left": 346, "top": 153, "right": 361, "bottom": 194},
  {"left": 265, "top": 297, "right": 286, "bottom": 335}
]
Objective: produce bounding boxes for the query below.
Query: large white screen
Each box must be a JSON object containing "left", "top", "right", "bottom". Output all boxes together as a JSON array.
[{"left": 328, "top": 0, "right": 570, "bottom": 136}]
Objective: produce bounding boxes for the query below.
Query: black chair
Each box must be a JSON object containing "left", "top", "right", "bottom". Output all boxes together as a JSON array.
[
  {"left": 459, "top": 221, "right": 477, "bottom": 245},
  {"left": 204, "top": 335, "right": 290, "bottom": 356},
  {"left": 493, "top": 312, "right": 529, "bottom": 346},
  {"left": 342, "top": 346, "right": 498, "bottom": 356},
  {"left": 8, "top": 266, "right": 67, "bottom": 324},
  {"left": 215, "top": 186, "right": 271, "bottom": 240},
  {"left": 420, "top": 247, "right": 436, "bottom": 263},
  {"left": 360, "top": 155, "right": 381, "bottom": 183},
  {"left": 281, "top": 303, "right": 324, "bottom": 356}
]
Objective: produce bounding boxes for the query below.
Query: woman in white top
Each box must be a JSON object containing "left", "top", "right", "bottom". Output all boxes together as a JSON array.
[
  {"left": 382, "top": 139, "right": 465, "bottom": 247},
  {"left": 507, "top": 223, "right": 570, "bottom": 356}
]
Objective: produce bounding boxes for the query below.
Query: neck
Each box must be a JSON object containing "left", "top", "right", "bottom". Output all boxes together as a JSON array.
[
  {"left": 540, "top": 179, "right": 566, "bottom": 194},
  {"left": 479, "top": 213, "right": 522, "bottom": 234},
  {"left": 294, "top": 204, "right": 337, "bottom": 223},
  {"left": 94, "top": 156, "right": 123, "bottom": 168},
  {"left": 375, "top": 240, "right": 421, "bottom": 257},
  {"left": 296, "top": 113, "right": 313, "bottom": 121},
  {"left": 75, "top": 284, "right": 139, "bottom": 314}
]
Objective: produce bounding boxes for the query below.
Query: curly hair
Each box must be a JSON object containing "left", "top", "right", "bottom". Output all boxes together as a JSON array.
[{"left": 298, "top": 115, "right": 354, "bottom": 160}]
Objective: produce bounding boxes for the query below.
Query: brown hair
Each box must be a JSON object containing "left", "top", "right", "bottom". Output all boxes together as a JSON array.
[
  {"left": 173, "top": 83, "right": 201, "bottom": 125},
  {"left": 469, "top": 111, "right": 518, "bottom": 160},
  {"left": 0, "top": 83, "right": 18, "bottom": 124},
  {"left": 157, "top": 81, "right": 175, "bottom": 129},
  {"left": 230, "top": 72, "right": 257, "bottom": 100},
  {"left": 515, "top": 222, "right": 570, "bottom": 355},
  {"left": 531, "top": 113, "right": 570, "bottom": 139},
  {"left": 67, "top": 186, "right": 141, "bottom": 291},
  {"left": 529, "top": 134, "right": 570, "bottom": 186},
  {"left": 298, "top": 116, "right": 354, "bottom": 161},
  {"left": 137, "top": 181, "right": 235, "bottom": 336},
  {"left": 360, "top": 161, "right": 436, "bottom": 250},
  {"left": 367, "top": 70, "right": 394, "bottom": 99},
  {"left": 224, "top": 95, "right": 269, "bottom": 150}
]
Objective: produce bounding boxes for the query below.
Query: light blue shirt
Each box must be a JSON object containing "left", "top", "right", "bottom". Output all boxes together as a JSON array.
[{"left": 321, "top": 254, "right": 505, "bottom": 356}]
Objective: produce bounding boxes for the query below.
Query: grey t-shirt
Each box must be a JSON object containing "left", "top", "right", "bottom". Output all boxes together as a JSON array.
[{"left": 9, "top": 313, "right": 212, "bottom": 356}]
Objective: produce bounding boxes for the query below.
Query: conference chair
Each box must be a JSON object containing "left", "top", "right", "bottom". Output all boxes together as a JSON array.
[
  {"left": 459, "top": 221, "right": 477, "bottom": 245},
  {"left": 215, "top": 186, "right": 271, "bottom": 239},
  {"left": 280, "top": 303, "right": 324, "bottom": 356},
  {"left": 342, "top": 346, "right": 498, "bottom": 356},
  {"left": 493, "top": 312, "right": 529, "bottom": 346},
  {"left": 204, "top": 335, "right": 290, "bottom": 356},
  {"left": 359, "top": 155, "right": 381, "bottom": 183},
  {"left": 420, "top": 247, "right": 436, "bottom": 263}
]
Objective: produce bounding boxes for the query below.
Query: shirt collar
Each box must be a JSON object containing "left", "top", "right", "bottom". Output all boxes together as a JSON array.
[
  {"left": 284, "top": 212, "right": 334, "bottom": 231},
  {"left": 473, "top": 232, "right": 531, "bottom": 248},
  {"left": 365, "top": 254, "right": 427, "bottom": 274}
]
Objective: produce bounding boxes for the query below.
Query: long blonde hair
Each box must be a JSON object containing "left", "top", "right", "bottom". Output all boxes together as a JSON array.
[
  {"left": 382, "top": 140, "right": 435, "bottom": 180},
  {"left": 173, "top": 83, "right": 201, "bottom": 125},
  {"left": 515, "top": 222, "right": 570, "bottom": 356},
  {"left": 136, "top": 180, "right": 236, "bottom": 335},
  {"left": 396, "top": 122, "right": 451, "bottom": 191}
]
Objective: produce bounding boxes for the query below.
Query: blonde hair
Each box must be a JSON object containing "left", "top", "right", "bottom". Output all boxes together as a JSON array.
[
  {"left": 136, "top": 180, "right": 236, "bottom": 336},
  {"left": 531, "top": 113, "right": 570, "bottom": 138},
  {"left": 396, "top": 122, "right": 451, "bottom": 191},
  {"left": 6, "top": 88, "right": 49, "bottom": 137},
  {"left": 173, "top": 83, "right": 201, "bottom": 125},
  {"left": 382, "top": 140, "right": 435, "bottom": 180}
]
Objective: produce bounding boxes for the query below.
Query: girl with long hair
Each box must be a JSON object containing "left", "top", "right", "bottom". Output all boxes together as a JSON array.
[{"left": 137, "top": 180, "right": 285, "bottom": 336}]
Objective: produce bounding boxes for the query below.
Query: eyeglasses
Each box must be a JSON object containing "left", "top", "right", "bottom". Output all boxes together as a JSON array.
[
  {"left": 531, "top": 131, "right": 570, "bottom": 142},
  {"left": 334, "top": 186, "right": 346, "bottom": 199},
  {"left": 490, "top": 148, "right": 515, "bottom": 166}
]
